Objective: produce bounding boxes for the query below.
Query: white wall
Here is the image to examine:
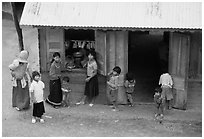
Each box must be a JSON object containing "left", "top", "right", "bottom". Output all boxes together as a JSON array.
[{"left": 22, "top": 26, "right": 40, "bottom": 73}]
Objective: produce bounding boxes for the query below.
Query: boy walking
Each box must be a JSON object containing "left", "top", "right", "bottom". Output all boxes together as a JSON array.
[
  {"left": 124, "top": 72, "right": 136, "bottom": 107},
  {"left": 61, "top": 76, "right": 71, "bottom": 107},
  {"left": 154, "top": 87, "right": 164, "bottom": 118},
  {"left": 107, "top": 66, "right": 121, "bottom": 111}
]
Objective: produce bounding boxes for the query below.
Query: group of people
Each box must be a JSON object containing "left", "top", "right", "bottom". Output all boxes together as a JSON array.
[
  {"left": 9, "top": 49, "right": 173, "bottom": 124},
  {"left": 8, "top": 49, "right": 100, "bottom": 123},
  {"left": 9, "top": 50, "right": 45, "bottom": 123}
]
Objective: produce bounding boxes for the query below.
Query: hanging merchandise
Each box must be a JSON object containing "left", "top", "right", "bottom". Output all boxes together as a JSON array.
[
  {"left": 86, "top": 42, "right": 90, "bottom": 49},
  {"left": 73, "top": 41, "right": 78, "bottom": 48},
  {"left": 89, "top": 41, "right": 95, "bottom": 49},
  {"left": 90, "top": 42, "right": 94, "bottom": 49},
  {"left": 81, "top": 41, "right": 86, "bottom": 49},
  {"left": 78, "top": 41, "right": 82, "bottom": 48}
]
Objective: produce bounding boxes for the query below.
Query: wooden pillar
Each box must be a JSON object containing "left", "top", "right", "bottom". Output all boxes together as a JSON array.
[
  {"left": 105, "top": 30, "right": 128, "bottom": 104},
  {"left": 115, "top": 31, "right": 128, "bottom": 104},
  {"left": 106, "top": 31, "right": 116, "bottom": 73}
]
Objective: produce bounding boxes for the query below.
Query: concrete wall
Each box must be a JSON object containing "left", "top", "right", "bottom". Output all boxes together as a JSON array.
[{"left": 22, "top": 26, "right": 40, "bottom": 73}]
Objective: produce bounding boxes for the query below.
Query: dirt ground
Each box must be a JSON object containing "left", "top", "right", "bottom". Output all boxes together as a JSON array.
[{"left": 2, "top": 18, "right": 202, "bottom": 137}]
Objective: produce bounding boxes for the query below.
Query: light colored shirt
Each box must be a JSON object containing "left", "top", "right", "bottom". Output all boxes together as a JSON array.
[
  {"left": 107, "top": 75, "right": 119, "bottom": 90},
  {"left": 87, "top": 60, "right": 97, "bottom": 77},
  {"left": 29, "top": 80, "right": 45, "bottom": 103},
  {"left": 61, "top": 82, "right": 71, "bottom": 93},
  {"left": 159, "top": 73, "right": 173, "bottom": 88}
]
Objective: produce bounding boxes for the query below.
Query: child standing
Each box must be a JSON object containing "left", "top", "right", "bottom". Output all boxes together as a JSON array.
[
  {"left": 76, "top": 49, "right": 99, "bottom": 107},
  {"left": 29, "top": 71, "right": 45, "bottom": 124},
  {"left": 154, "top": 87, "right": 164, "bottom": 124},
  {"left": 124, "top": 73, "right": 136, "bottom": 107},
  {"left": 61, "top": 76, "right": 71, "bottom": 107},
  {"left": 107, "top": 66, "right": 121, "bottom": 111},
  {"left": 159, "top": 73, "right": 173, "bottom": 110},
  {"left": 153, "top": 87, "right": 164, "bottom": 119}
]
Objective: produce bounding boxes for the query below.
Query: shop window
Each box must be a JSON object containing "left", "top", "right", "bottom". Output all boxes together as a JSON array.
[{"left": 64, "top": 29, "right": 95, "bottom": 70}]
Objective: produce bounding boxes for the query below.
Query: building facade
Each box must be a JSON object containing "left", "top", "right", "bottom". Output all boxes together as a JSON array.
[{"left": 20, "top": 2, "right": 202, "bottom": 110}]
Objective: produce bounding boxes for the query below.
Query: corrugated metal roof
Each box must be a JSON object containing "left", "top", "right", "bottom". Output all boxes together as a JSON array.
[{"left": 20, "top": 2, "right": 202, "bottom": 29}]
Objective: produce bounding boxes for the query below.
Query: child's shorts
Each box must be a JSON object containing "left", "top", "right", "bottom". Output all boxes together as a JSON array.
[{"left": 161, "top": 87, "right": 173, "bottom": 100}]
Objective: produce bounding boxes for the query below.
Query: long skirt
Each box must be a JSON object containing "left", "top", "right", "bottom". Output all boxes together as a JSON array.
[
  {"left": 84, "top": 75, "right": 99, "bottom": 100},
  {"left": 12, "top": 80, "right": 30, "bottom": 110},
  {"left": 46, "top": 78, "right": 62, "bottom": 106},
  {"left": 33, "top": 101, "right": 45, "bottom": 118}
]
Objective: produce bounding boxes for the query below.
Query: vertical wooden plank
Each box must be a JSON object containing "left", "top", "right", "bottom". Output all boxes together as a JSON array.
[
  {"left": 168, "top": 32, "right": 173, "bottom": 74},
  {"left": 61, "top": 29, "right": 65, "bottom": 70},
  {"left": 189, "top": 32, "right": 202, "bottom": 79},
  {"left": 124, "top": 31, "right": 128, "bottom": 75},
  {"left": 197, "top": 45, "right": 202, "bottom": 76},
  {"left": 177, "top": 38, "right": 181, "bottom": 76},
  {"left": 106, "top": 32, "right": 110, "bottom": 73},
  {"left": 169, "top": 32, "right": 190, "bottom": 110},
  {"left": 39, "top": 29, "right": 47, "bottom": 72},
  {"left": 115, "top": 31, "right": 128, "bottom": 104},
  {"left": 95, "top": 30, "right": 106, "bottom": 75},
  {"left": 169, "top": 32, "right": 178, "bottom": 75},
  {"left": 46, "top": 28, "right": 65, "bottom": 71},
  {"left": 116, "top": 31, "right": 125, "bottom": 84},
  {"left": 123, "top": 31, "right": 128, "bottom": 104},
  {"left": 107, "top": 31, "right": 116, "bottom": 73},
  {"left": 180, "top": 36, "right": 187, "bottom": 77}
]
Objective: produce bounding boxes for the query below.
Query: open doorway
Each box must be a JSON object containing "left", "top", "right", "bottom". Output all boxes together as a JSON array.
[
  {"left": 64, "top": 29, "right": 95, "bottom": 70},
  {"left": 128, "top": 31, "right": 169, "bottom": 102}
]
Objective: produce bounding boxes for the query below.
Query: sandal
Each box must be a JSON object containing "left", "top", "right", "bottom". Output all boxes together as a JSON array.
[{"left": 15, "top": 107, "right": 20, "bottom": 111}]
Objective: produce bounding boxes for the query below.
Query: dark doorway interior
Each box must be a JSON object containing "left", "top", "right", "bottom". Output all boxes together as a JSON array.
[{"left": 128, "top": 31, "right": 169, "bottom": 102}]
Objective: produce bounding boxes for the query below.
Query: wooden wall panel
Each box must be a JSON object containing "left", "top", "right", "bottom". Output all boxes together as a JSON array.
[
  {"left": 46, "top": 28, "right": 65, "bottom": 70},
  {"left": 95, "top": 30, "right": 106, "bottom": 75},
  {"left": 169, "top": 32, "right": 190, "bottom": 110},
  {"left": 106, "top": 31, "right": 116, "bottom": 73},
  {"left": 39, "top": 29, "right": 47, "bottom": 72}
]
